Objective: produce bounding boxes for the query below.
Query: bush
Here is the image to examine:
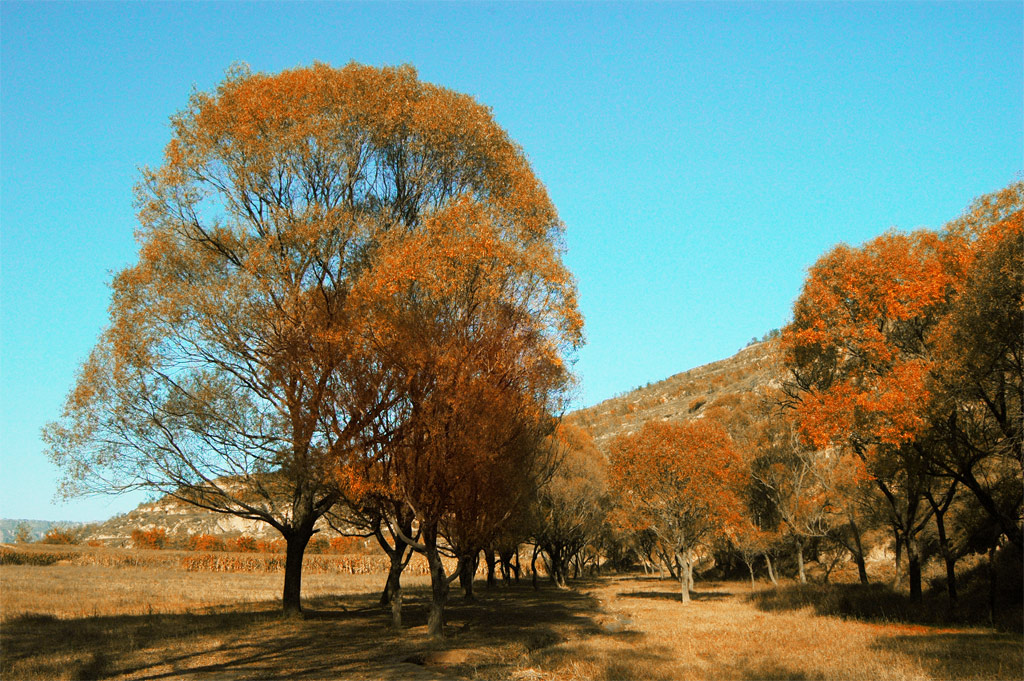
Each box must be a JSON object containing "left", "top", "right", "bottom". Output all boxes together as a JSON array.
[
  {"left": 40, "top": 527, "right": 79, "bottom": 545},
  {"left": 306, "top": 536, "right": 329, "bottom": 554},
  {"left": 329, "top": 536, "right": 361, "bottom": 554},
  {"left": 188, "top": 534, "right": 226, "bottom": 552},
  {"left": 232, "top": 535, "right": 258, "bottom": 552},
  {"left": 131, "top": 528, "right": 168, "bottom": 550},
  {"left": 256, "top": 538, "right": 286, "bottom": 553}
]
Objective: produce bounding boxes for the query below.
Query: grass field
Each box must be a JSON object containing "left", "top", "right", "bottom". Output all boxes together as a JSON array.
[{"left": 1, "top": 555, "right": 1020, "bottom": 680}]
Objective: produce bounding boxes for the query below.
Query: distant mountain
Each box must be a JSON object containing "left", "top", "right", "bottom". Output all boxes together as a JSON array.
[
  {"left": 567, "top": 341, "right": 783, "bottom": 448},
  {"left": 0, "top": 519, "right": 87, "bottom": 542}
]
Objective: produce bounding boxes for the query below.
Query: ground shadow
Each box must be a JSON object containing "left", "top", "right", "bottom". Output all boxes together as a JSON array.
[
  {"left": 617, "top": 588, "right": 733, "bottom": 602},
  {"left": 749, "top": 582, "right": 1022, "bottom": 632},
  {"left": 872, "top": 632, "right": 1023, "bottom": 680},
  {"left": 1, "top": 580, "right": 672, "bottom": 680}
]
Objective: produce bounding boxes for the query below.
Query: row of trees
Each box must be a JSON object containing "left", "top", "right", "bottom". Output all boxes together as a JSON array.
[
  {"left": 540, "top": 182, "right": 1021, "bottom": 612},
  {"left": 781, "top": 181, "right": 1022, "bottom": 603}
]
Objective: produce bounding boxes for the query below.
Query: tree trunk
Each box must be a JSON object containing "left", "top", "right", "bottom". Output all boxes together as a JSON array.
[
  {"left": 380, "top": 549, "right": 405, "bottom": 607},
  {"left": 851, "top": 522, "right": 869, "bottom": 584},
  {"left": 513, "top": 550, "right": 521, "bottom": 584},
  {"left": 677, "top": 551, "right": 691, "bottom": 604},
  {"left": 485, "top": 548, "right": 497, "bottom": 585},
  {"left": 929, "top": 494, "right": 958, "bottom": 607},
  {"left": 892, "top": 530, "right": 903, "bottom": 589},
  {"left": 282, "top": 529, "right": 312, "bottom": 616},
  {"left": 484, "top": 549, "right": 497, "bottom": 589},
  {"left": 906, "top": 534, "right": 922, "bottom": 602},
  {"left": 685, "top": 550, "right": 695, "bottom": 594},
  {"left": 747, "top": 561, "right": 756, "bottom": 590},
  {"left": 531, "top": 544, "right": 540, "bottom": 590},
  {"left": 424, "top": 526, "right": 449, "bottom": 638},
  {"left": 764, "top": 553, "right": 779, "bottom": 587},
  {"left": 987, "top": 545, "right": 997, "bottom": 626},
  {"left": 795, "top": 537, "right": 806, "bottom": 584},
  {"left": 458, "top": 553, "right": 477, "bottom": 601}
]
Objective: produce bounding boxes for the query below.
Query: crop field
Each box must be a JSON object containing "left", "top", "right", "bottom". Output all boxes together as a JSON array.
[{"left": 2, "top": 546, "right": 1020, "bottom": 680}]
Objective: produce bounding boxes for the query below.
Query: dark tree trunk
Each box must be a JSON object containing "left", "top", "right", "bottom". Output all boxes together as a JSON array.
[
  {"left": 484, "top": 549, "right": 497, "bottom": 588},
  {"left": 850, "top": 521, "right": 869, "bottom": 584},
  {"left": 906, "top": 534, "right": 922, "bottom": 602},
  {"left": 282, "top": 529, "right": 313, "bottom": 616},
  {"left": 531, "top": 544, "right": 540, "bottom": 590},
  {"left": 987, "top": 545, "right": 997, "bottom": 626},
  {"left": 926, "top": 490, "right": 958, "bottom": 607},
  {"left": 458, "top": 553, "right": 477, "bottom": 601},
  {"left": 380, "top": 549, "right": 405, "bottom": 606},
  {"left": 424, "top": 526, "right": 449, "bottom": 639},
  {"left": 513, "top": 550, "right": 521, "bottom": 584}
]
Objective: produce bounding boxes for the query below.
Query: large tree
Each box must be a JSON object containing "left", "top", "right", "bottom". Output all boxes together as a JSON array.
[{"left": 44, "top": 62, "right": 581, "bottom": 617}]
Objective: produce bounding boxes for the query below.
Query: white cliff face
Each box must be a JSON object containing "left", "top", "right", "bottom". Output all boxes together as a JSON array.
[{"left": 80, "top": 491, "right": 339, "bottom": 546}]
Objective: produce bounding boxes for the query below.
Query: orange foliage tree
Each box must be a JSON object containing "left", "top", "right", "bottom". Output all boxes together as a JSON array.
[
  {"left": 782, "top": 182, "right": 1023, "bottom": 600},
  {"left": 609, "top": 420, "right": 745, "bottom": 604},
  {"left": 310, "top": 66, "right": 581, "bottom": 636},
  {"left": 783, "top": 228, "right": 964, "bottom": 599},
  {"left": 43, "top": 62, "right": 577, "bottom": 617}
]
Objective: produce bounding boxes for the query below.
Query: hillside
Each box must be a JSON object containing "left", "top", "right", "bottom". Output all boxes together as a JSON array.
[{"left": 567, "top": 341, "right": 783, "bottom": 448}]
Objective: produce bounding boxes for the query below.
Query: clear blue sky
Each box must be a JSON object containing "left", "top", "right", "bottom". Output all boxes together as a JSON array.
[{"left": 2, "top": 1, "right": 1021, "bottom": 522}]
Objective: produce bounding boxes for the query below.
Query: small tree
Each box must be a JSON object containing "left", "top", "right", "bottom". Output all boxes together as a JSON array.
[{"left": 13, "top": 523, "right": 32, "bottom": 544}]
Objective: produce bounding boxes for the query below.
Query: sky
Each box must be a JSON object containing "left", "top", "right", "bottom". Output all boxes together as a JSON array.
[{"left": 2, "top": 1, "right": 1021, "bottom": 522}]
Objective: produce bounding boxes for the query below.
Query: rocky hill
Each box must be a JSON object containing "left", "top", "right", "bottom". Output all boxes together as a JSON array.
[{"left": 567, "top": 340, "right": 783, "bottom": 449}]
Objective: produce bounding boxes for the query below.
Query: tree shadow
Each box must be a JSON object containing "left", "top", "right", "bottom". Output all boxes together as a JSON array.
[
  {"left": 872, "top": 632, "right": 1023, "bottom": 680},
  {"left": 618, "top": 589, "right": 733, "bottom": 602},
  {"left": 747, "top": 582, "right": 1014, "bottom": 630},
  {"left": 1, "top": 581, "right": 671, "bottom": 680}
]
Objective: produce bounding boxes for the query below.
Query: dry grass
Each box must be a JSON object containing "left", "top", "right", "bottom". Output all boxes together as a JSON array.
[{"left": 1, "top": 562, "right": 1019, "bottom": 680}]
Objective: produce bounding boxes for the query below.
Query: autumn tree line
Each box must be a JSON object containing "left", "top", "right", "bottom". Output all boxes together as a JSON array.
[{"left": 43, "top": 62, "right": 1021, "bottom": 636}]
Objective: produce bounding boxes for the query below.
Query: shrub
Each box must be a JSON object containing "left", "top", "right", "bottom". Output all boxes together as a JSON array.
[
  {"left": 131, "top": 527, "right": 168, "bottom": 550},
  {"left": 232, "top": 535, "right": 258, "bottom": 552},
  {"left": 307, "top": 536, "right": 329, "bottom": 554},
  {"left": 256, "top": 538, "right": 286, "bottom": 553},
  {"left": 40, "top": 527, "right": 79, "bottom": 545},
  {"left": 188, "top": 534, "right": 226, "bottom": 552},
  {"left": 329, "top": 536, "right": 362, "bottom": 554}
]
